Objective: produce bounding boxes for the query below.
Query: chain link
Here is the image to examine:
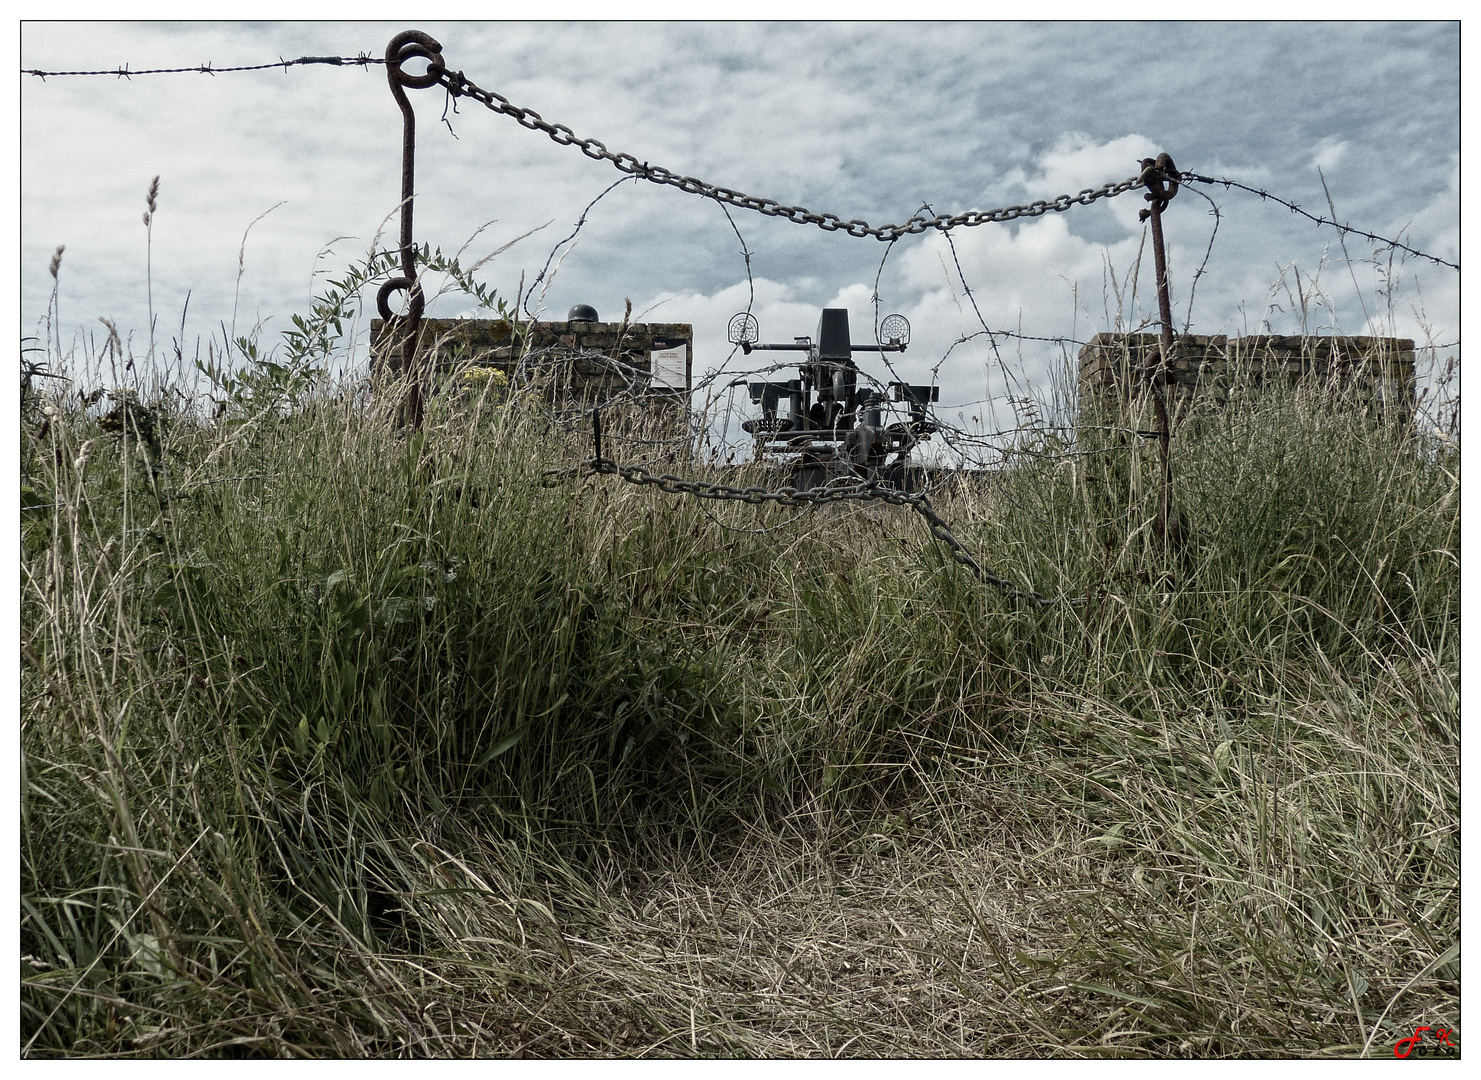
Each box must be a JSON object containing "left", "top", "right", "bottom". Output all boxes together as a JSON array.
[
  {"left": 433, "top": 64, "right": 1146, "bottom": 242},
  {"left": 546, "top": 457, "right": 1075, "bottom": 606}
]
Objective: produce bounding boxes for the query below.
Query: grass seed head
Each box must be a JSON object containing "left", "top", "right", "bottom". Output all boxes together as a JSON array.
[{"left": 143, "top": 175, "right": 160, "bottom": 226}]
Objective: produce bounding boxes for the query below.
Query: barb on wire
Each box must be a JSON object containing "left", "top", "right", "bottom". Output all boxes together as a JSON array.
[
  {"left": 948, "top": 328, "right": 1090, "bottom": 351},
  {"left": 870, "top": 209, "right": 917, "bottom": 348},
  {"left": 714, "top": 198, "right": 756, "bottom": 325},
  {"left": 1179, "top": 183, "right": 1222, "bottom": 335},
  {"left": 938, "top": 212, "right": 1026, "bottom": 419},
  {"left": 697, "top": 198, "right": 760, "bottom": 452},
  {"left": 1181, "top": 172, "right": 1458, "bottom": 271},
  {"left": 23, "top": 55, "right": 383, "bottom": 78}
]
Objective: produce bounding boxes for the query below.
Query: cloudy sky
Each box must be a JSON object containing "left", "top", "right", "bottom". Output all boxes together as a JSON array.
[{"left": 18, "top": 19, "right": 1460, "bottom": 449}]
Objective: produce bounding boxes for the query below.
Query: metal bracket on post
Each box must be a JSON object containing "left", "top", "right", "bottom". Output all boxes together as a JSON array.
[{"left": 379, "top": 30, "right": 444, "bottom": 429}]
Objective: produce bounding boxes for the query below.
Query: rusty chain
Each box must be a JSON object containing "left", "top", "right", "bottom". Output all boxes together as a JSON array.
[{"left": 425, "top": 60, "right": 1148, "bottom": 242}]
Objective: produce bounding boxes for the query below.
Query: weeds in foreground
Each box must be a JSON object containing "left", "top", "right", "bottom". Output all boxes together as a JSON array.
[{"left": 19, "top": 313, "right": 1458, "bottom": 1057}]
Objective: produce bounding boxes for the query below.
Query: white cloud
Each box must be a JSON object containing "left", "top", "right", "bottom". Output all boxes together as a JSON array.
[
  {"left": 996, "top": 132, "right": 1160, "bottom": 233},
  {"left": 1310, "top": 136, "right": 1349, "bottom": 173},
  {"left": 20, "top": 20, "right": 1456, "bottom": 435}
]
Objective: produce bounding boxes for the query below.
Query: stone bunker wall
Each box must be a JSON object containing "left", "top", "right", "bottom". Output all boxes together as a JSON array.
[
  {"left": 371, "top": 317, "right": 693, "bottom": 410},
  {"left": 1078, "top": 333, "right": 1416, "bottom": 425}
]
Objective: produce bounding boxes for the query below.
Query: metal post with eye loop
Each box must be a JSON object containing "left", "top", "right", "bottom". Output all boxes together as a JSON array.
[
  {"left": 381, "top": 30, "right": 444, "bottom": 428},
  {"left": 1137, "top": 151, "right": 1182, "bottom": 557}
]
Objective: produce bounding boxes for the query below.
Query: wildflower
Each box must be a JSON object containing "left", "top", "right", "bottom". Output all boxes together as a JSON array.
[{"left": 461, "top": 366, "right": 509, "bottom": 398}]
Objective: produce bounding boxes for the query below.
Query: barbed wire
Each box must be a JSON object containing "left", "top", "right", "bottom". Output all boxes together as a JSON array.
[
  {"left": 521, "top": 176, "right": 638, "bottom": 320},
  {"left": 1178, "top": 184, "right": 1223, "bottom": 334},
  {"left": 936, "top": 206, "right": 1028, "bottom": 419},
  {"left": 1181, "top": 173, "right": 1458, "bottom": 271},
  {"left": 22, "top": 55, "right": 383, "bottom": 78},
  {"left": 25, "top": 46, "right": 1457, "bottom": 276}
]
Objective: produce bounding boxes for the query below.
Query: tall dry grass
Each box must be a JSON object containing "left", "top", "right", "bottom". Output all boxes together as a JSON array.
[{"left": 19, "top": 194, "right": 1459, "bottom": 1060}]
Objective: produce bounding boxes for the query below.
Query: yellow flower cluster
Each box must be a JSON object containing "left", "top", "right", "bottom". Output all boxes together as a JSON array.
[{"left": 460, "top": 367, "right": 509, "bottom": 397}]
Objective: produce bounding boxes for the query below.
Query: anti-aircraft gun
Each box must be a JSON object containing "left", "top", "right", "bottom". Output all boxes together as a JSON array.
[{"left": 727, "top": 307, "right": 940, "bottom": 490}]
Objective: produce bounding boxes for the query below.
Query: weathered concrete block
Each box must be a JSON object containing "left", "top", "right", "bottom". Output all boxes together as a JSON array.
[
  {"left": 371, "top": 316, "right": 693, "bottom": 414},
  {"left": 1078, "top": 332, "right": 1416, "bottom": 426}
]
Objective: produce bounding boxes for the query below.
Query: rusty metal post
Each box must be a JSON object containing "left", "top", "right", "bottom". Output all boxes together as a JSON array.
[
  {"left": 377, "top": 30, "right": 443, "bottom": 429},
  {"left": 1139, "top": 153, "right": 1181, "bottom": 556}
]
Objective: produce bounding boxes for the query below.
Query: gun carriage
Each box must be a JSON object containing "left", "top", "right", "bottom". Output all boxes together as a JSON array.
[{"left": 728, "top": 308, "right": 940, "bottom": 490}]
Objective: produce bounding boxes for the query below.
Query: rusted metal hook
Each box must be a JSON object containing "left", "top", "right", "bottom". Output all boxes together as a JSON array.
[
  {"left": 383, "top": 30, "right": 444, "bottom": 427},
  {"left": 386, "top": 31, "right": 443, "bottom": 282},
  {"left": 376, "top": 276, "right": 425, "bottom": 323},
  {"left": 1138, "top": 152, "right": 1179, "bottom": 222}
]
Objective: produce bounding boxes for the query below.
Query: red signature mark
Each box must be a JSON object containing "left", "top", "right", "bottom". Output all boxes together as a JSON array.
[{"left": 1394, "top": 1026, "right": 1457, "bottom": 1058}]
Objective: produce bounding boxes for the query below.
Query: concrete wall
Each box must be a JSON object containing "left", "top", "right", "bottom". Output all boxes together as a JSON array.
[
  {"left": 371, "top": 317, "right": 693, "bottom": 410},
  {"left": 1078, "top": 333, "right": 1416, "bottom": 425}
]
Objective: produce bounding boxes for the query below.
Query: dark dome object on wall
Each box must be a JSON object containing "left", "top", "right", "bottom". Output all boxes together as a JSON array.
[{"left": 567, "top": 304, "right": 599, "bottom": 322}]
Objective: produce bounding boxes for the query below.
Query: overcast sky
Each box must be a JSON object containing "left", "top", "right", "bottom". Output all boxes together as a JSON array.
[{"left": 18, "top": 19, "right": 1460, "bottom": 447}]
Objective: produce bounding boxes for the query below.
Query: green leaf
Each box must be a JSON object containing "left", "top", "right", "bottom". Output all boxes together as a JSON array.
[
  {"left": 340, "top": 658, "right": 357, "bottom": 703},
  {"left": 1212, "top": 740, "right": 1233, "bottom": 776},
  {"left": 21, "top": 486, "right": 50, "bottom": 517},
  {"left": 1068, "top": 982, "right": 1162, "bottom": 1011},
  {"left": 476, "top": 723, "right": 532, "bottom": 766}
]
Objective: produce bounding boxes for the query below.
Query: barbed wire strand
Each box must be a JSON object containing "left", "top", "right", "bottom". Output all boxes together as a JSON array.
[
  {"left": 23, "top": 55, "right": 384, "bottom": 78},
  {"left": 699, "top": 199, "right": 759, "bottom": 455},
  {"left": 24, "top": 50, "right": 1456, "bottom": 269},
  {"left": 521, "top": 175, "right": 637, "bottom": 320},
  {"left": 1179, "top": 184, "right": 1223, "bottom": 335},
  {"left": 939, "top": 215, "right": 1027, "bottom": 424},
  {"left": 1182, "top": 173, "right": 1457, "bottom": 271}
]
